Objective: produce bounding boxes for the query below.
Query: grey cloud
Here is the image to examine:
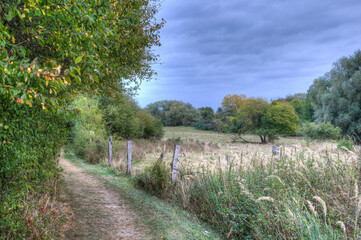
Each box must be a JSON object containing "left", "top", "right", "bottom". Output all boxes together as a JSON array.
[{"left": 137, "top": 0, "right": 361, "bottom": 109}]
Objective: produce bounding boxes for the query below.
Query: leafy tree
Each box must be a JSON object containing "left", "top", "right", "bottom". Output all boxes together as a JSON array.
[
  {"left": 1, "top": 0, "right": 164, "bottom": 110},
  {"left": 231, "top": 98, "right": 298, "bottom": 143},
  {"left": 198, "top": 107, "right": 214, "bottom": 121},
  {"left": 221, "top": 94, "right": 247, "bottom": 113},
  {"left": 307, "top": 50, "right": 361, "bottom": 141},
  {"left": 257, "top": 102, "right": 298, "bottom": 143},
  {"left": 146, "top": 100, "right": 200, "bottom": 126}
]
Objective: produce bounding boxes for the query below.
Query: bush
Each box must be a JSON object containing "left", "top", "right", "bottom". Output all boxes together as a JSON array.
[
  {"left": 297, "top": 122, "right": 341, "bottom": 140},
  {"left": 192, "top": 120, "right": 217, "bottom": 131},
  {"left": 71, "top": 96, "right": 107, "bottom": 163},
  {"left": 71, "top": 95, "right": 164, "bottom": 162},
  {"left": 337, "top": 139, "right": 354, "bottom": 151},
  {"left": 100, "top": 95, "right": 164, "bottom": 139},
  {"left": 136, "top": 156, "right": 170, "bottom": 198},
  {"left": 0, "top": 99, "right": 69, "bottom": 238}
]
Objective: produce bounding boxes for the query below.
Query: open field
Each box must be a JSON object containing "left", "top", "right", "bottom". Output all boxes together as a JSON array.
[{"left": 109, "top": 126, "right": 359, "bottom": 175}]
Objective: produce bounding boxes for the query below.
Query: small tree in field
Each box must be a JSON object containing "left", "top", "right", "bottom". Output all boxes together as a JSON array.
[{"left": 231, "top": 98, "right": 298, "bottom": 144}]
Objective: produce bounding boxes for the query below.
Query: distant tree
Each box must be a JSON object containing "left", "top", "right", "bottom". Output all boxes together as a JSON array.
[
  {"left": 284, "top": 93, "right": 307, "bottom": 102},
  {"left": 307, "top": 50, "right": 361, "bottom": 141},
  {"left": 221, "top": 94, "right": 247, "bottom": 113},
  {"left": 146, "top": 100, "right": 200, "bottom": 126},
  {"left": 231, "top": 98, "right": 298, "bottom": 143},
  {"left": 273, "top": 93, "right": 314, "bottom": 123},
  {"left": 289, "top": 98, "right": 314, "bottom": 123},
  {"left": 198, "top": 107, "right": 215, "bottom": 121}
]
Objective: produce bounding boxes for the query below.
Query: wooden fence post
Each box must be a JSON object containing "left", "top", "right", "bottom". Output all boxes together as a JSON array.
[
  {"left": 127, "top": 140, "right": 132, "bottom": 175},
  {"left": 108, "top": 136, "right": 112, "bottom": 166},
  {"left": 172, "top": 145, "right": 180, "bottom": 183},
  {"left": 272, "top": 145, "right": 280, "bottom": 156}
]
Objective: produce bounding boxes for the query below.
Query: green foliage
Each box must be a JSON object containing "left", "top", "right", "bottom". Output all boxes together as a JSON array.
[
  {"left": 136, "top": 156, "right": 170, "bottom": 198},
  {"left": 260, "top": 101, "right": 299, "bottom": 135},
  {"left": 137, "top": 151, "right": 353, "bottom": 239},
  {"left": 71, "top": 95, "right": 164, "bottom": 162},
  {"left": 231, "top": 97, "right": 298, "bottom": 143},
  {"left": 1, "top": 0, "right": 163, "bottom": 237},
  {"left": 198, "top": 107, "right": 215, "bottom": 121},
  {"left": 289, "top": 98, "right": 314, "bottom": 123},
  {"left": 337, "top": 138, "right": 354, "bottom": 151},
  {"left": 0, "top": 97, "right": 69, "bottom": 238},
  {"left": 146, "top": 100, "right": 200, "bottom": 126},
  {"left": 0, "top": 0, "right": 164, "bottom": 111},
  {"left": 297, "top": 122, "right": 341, "bottom": 140},
  {"left": 307, "top": 50, "right": 361, "bottom": 141},
  {"left": 71, "top": 95, "right": 107, "bottom": 163},
  {"left": 100, "top": 96, "right": 164, "bottom": 139}
]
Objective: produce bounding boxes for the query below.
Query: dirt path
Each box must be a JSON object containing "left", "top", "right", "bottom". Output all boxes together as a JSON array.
[{"left": 59, "top": 154, "right": 150, "bottom": 240}]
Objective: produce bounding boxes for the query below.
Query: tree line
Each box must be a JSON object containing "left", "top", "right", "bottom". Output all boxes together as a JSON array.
[{"left": 146, "top": 50, "right": 361, "bottom": 144}]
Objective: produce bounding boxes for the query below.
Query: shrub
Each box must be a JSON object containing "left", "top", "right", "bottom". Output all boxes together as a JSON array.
[
  {"left": 297, "top": 122, "right": 341, "bottom": 140},
  {"left": 337, "top": 139, "right": 354, "bottom": 151},
  {"left": 71, "top": 96, "right": 107, "bottom": 163},
  {"left": 0, "top": 99, "right": 69, "bottom": 238},
  {"left": 136, "top": 156, "right": 170, "bottom": 197}
]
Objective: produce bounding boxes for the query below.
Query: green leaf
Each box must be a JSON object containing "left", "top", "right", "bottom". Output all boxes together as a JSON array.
[
  {"left": 6, "top": 10, "right": 14, "bottom": 22},
  {"left": 75, "top": 56, "right": 82, "bottom": 64}
]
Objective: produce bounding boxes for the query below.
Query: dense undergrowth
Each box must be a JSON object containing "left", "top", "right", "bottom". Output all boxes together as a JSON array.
[
  {"left": 137, "top": 146, "right": 361, "bottom": 239},
  {"left": 0, "top": 99, "right": 69, "bottom": 239}
]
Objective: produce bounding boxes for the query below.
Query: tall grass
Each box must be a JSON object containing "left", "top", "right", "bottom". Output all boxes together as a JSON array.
[{"left": 136, "top": 145, "right": 361, "bottom": 239}]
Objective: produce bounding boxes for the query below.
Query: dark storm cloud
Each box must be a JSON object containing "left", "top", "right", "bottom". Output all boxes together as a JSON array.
[{"left": 137, "top": 0, "right": 361, "bottom": 109}]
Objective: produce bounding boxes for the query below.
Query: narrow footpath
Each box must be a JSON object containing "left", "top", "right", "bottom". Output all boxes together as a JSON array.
[{"left": 59, "top": 154, "right": 150, "bottom": 240}]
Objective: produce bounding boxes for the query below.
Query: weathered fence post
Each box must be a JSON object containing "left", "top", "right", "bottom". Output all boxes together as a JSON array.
[
  {"left": 127, "top": 140, "right": 132, "bottom": 175},
  {"left": 226, "top": 155, "right": 229, "bottom": 168},
  {"left": 272, "top": 145, "right": 280, "bottom": 156},
  {"left": 172, "top": 145, "right": 180, "bottom": 183},
  {"left": 108, "top": 136, "right": 112, "bottom": 166}
]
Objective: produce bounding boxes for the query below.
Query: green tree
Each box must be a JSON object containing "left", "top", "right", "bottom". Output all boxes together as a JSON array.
[
  {"left": 307, "top": 50, "right": 361, "bottom": 141},
  {"left": 1, "top": 0, "right": 164, "bottom": 110},
  {"left": 146, "top": 100, "right": 200, "bottom": 126},
  {"left": 198, "top": 107, "right": 215, "bottom": 121},
  {"left": 231, "top": 98, "right": 298, "bottom": 143}
]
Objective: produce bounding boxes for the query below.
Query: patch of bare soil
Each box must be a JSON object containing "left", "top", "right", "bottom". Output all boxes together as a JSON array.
[{"left": 58, "top": 154, "right": 150, "bottom": 240}]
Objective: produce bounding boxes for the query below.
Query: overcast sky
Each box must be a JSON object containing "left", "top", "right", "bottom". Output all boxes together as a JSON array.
[{"left": 136, "top": 0, "right": 361, "bottom": 109}]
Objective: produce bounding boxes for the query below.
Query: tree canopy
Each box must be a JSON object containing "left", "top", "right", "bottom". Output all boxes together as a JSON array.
[
  {"left": 231, "top": 97, "right": 298, "bottom": 143},
  {"left": 146, "top": 100, "right": 200, "bottom": 126},
  {"left": 307, "top": 50, "right": 361, "bottom": 141},
  {"left": 1, "top": 0, "right": 164, "bottom": 111}
]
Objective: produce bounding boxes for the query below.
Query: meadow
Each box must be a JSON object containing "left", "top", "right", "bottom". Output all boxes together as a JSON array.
[{"left": 106, "top": 127, "right": 361, "bottom": 239}]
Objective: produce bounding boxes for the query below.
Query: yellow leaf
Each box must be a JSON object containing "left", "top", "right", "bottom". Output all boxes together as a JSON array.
[
  {"left": 21, "top": 13, "right": 25, "bottom": 18},
  {"left": 26, "top": 101, "right": 32, "bottom": 107},
  {"left": 12, "top": 36, "right": 15, "bottom": 44},
  {"left": 46, "top": 79, "right": 49, "bottom": 86},
  {"left": 25, "top": 77, "right": 28, "bottom": 82}
]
